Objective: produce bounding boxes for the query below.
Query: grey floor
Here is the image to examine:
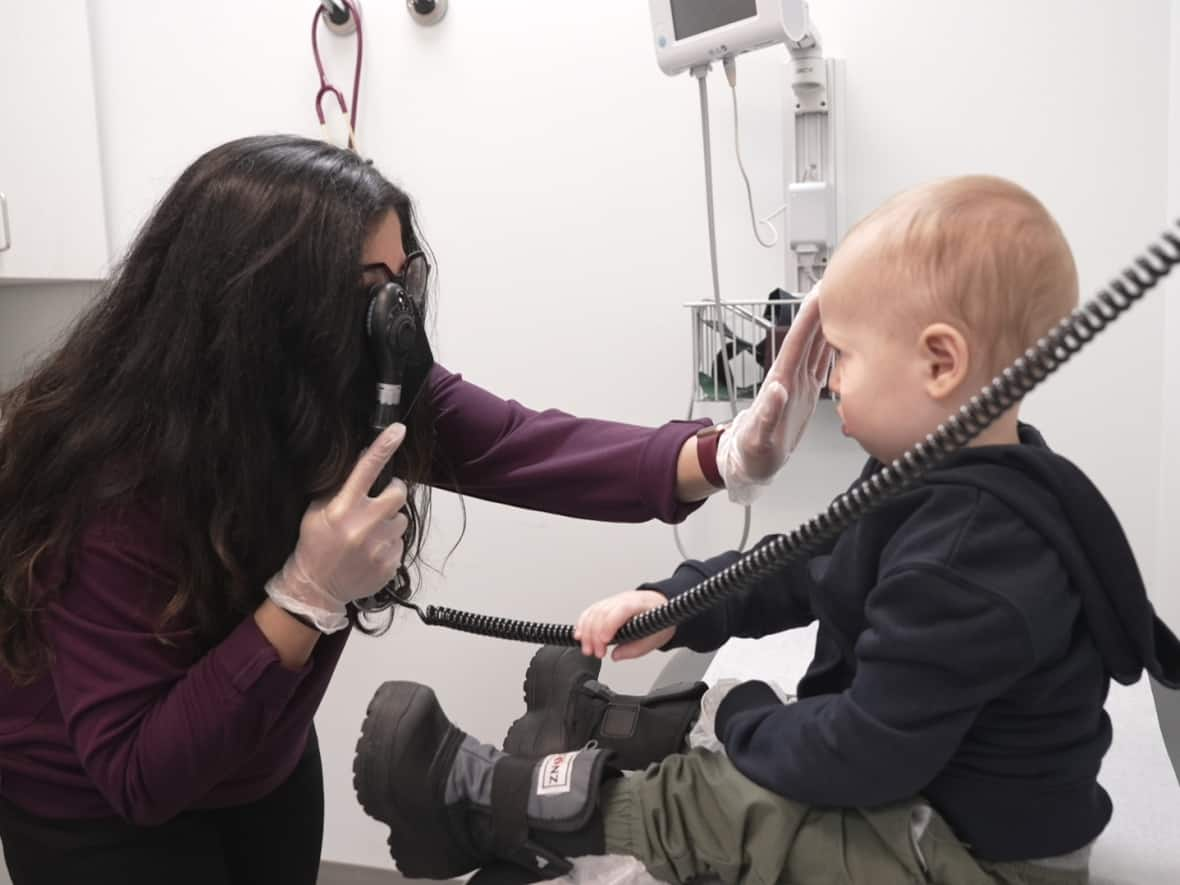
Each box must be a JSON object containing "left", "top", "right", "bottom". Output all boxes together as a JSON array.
[
  {"left": 0, "top": 858, "right": 413, "bottom": 885},
  {"left": 319, "top": 861, "right": 413, "bottom": 883}
]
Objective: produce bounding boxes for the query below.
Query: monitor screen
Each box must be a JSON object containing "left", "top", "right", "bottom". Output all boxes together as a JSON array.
[{"left": 670, "top": 0, "right": 758, "bottom": 41}]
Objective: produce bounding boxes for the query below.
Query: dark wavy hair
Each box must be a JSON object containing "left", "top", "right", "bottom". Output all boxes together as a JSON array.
[{"left": 0, "top": 135, "right": 437, "bottom": 683}]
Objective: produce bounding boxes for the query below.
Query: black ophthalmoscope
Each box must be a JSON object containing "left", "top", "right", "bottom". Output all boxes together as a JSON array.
[{"left": 353, "top": 262, "right": 431, "bottom": 613}]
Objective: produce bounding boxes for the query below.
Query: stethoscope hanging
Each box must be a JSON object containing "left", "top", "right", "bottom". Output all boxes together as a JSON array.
[{"left": 312, "top": 0, "right": 364, "bottom": 151}]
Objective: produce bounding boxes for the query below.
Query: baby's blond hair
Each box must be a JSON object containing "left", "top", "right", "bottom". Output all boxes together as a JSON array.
[{"left": 839, "top": 175, "right": 1078, "bottom": 378}]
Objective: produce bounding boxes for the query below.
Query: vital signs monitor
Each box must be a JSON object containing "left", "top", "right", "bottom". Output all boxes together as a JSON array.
[{"left": 649, "top": 0, "right": 812, "bottom": 76}]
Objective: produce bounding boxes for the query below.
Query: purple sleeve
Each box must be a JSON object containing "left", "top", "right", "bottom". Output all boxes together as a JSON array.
[
  {"left": 45, "top": 512, "right": 314, "bottom": 825},
  {"left": 425, "top": 365, "right": 711, "bottom": 523}
]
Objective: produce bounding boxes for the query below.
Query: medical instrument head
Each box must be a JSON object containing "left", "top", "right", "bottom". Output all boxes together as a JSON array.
[
  {"left": 363, "top": 249, "right": 433, "bottom": 434},
  {"left": 820, "top": 175, "right": 1078, "bottom": 463}
]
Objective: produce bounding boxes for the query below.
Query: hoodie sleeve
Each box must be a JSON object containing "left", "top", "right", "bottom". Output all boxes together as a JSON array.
[
  {"left": 637, "top": 535, "right": 820, "bottom": 652},
  {"left": 714, "top": 564, "right": 1036, "bottom": 807}
]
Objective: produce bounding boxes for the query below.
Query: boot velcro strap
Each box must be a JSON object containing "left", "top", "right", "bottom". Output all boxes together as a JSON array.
[
  {"left": 598, "top": 681, "right": 707, "bottom": 740},
  {"left": 644, "top": 680, "right": 707, "bottom": 705},
  {"left": 600, "top": 704, "right": 641, "bottom": 740},
  {"left": 490, "top": 756, "right": 573, "bottom": 878},
  {"left": 583, "top": 679, "right": 705, "bottom": 706},
  {"left": 490, "top": 755, "right": 533, "bottom": 856}
]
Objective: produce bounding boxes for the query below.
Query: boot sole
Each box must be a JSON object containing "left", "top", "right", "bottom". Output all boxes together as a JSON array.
[
  {"left": 353, "top": 682, "right": 471, "bottom": 878},
  {"left": 503, "top": 646, "right": 600, "bottom": 758}
]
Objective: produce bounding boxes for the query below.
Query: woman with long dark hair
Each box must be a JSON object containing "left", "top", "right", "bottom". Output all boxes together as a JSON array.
[{"left": 0, "top": 135, "right": 830, "bottom": 885}]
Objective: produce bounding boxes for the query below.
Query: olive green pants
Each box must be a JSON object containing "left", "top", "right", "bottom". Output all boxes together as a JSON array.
[{"left": 601, "top": 749, "right": 1088, "bottom": 885}]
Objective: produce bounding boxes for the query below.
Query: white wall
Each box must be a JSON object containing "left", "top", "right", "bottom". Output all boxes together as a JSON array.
[
  {"left": 62, "top": 0, "right": 1177, "bottom": 869},
  {"left": 1155, "top": 0, "right": 1180, "bottom": 784},
  {"left": 1161, "top": 0, "right": 1180, "bottom": 640}
]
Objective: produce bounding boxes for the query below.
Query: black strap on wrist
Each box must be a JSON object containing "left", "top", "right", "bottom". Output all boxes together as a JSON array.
[{"left": 284, "top": 608, "right": 322, "bottom": 633}]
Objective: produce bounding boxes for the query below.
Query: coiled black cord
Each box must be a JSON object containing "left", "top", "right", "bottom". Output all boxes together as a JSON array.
[{"left": 395, "top": 223, "right": 1180, "bottom": 645}]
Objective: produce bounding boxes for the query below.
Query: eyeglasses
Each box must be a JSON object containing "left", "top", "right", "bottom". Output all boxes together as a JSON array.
[{"left": 362, "top": 251, "right": 430, "bottom": 306}]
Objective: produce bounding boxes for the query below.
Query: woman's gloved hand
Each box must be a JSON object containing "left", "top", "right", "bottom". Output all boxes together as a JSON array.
[
  {"left": 265, "top": 423, "right": 410, "bottom": 633},
  {"left": 718, "top": 289, "right": 833, "bottom": 504}
]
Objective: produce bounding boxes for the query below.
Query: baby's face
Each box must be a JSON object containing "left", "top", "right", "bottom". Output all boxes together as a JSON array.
[{"left": 819, "top": 245, "right": 947, "bottom": 464}]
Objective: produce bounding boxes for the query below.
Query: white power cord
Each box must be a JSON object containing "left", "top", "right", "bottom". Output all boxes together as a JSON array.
[
  {"left": 673, "top": 64, "right": 752, "bottom": 559},
  {"left": 724, "top": 56, "right": 784, "bottom": 250}
]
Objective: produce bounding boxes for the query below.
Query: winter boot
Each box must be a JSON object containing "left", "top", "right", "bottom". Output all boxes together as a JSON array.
[
  {"left": 353, "top": 680, "right": 613, "bottom": 881},
  {"left": 503, "top": 645, "right": 706, "bottom": 771}
]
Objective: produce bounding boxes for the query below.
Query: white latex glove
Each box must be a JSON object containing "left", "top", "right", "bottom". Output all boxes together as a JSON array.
[
  {"left": 265, "top": 423, "right": 410, "bottom": 633},
  {"left": 717, "top": 288, "right": 834, "bottom": 505}
]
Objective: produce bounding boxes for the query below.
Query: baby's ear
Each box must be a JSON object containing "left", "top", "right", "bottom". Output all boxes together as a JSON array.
[{"left": 919, "top": 323, "right": 970, "bottom": 399}]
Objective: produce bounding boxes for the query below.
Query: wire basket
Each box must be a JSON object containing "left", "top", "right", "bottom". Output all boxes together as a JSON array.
[{"left": 686, "top": 295, "right": 805, "bottom": 403}]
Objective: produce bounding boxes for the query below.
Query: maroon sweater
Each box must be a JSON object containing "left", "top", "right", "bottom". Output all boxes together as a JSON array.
[{"left": 0, "top": 365, "right": 707, "bottom": 824}]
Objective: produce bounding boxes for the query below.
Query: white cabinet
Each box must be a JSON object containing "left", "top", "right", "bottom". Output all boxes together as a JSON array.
[{"left": 0, "top": 0, "right": 108, "bottom": 283}]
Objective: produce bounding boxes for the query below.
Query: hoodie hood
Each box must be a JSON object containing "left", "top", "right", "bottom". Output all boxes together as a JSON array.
[{"left": 921, "top": 423, "right": 1180, "bottom": 688}]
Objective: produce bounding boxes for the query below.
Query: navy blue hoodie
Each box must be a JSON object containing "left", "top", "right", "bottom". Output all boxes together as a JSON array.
[{"left": 645, "top": 425, "right": 1180, "bottom": 862}]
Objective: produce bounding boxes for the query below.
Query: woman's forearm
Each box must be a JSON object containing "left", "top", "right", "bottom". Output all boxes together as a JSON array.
[
  {"left": 254, "top": 599, "right": 321, "bottom": 669},
  {"left": 675, "top": 434, "right": 721, "bottom": 503},
  {"left": 427, "top": 365, "right": 715, "bottom": 523},
  {"left": 49, "top": 597, "right": 319, "bottom": 826}
]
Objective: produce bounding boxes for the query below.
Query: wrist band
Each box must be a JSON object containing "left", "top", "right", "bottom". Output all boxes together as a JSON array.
[
  {"left": 285, "top": 608, "right": 323, "bottom": 633},
  {"left": 695, "top": 424, "right": 726, "bottom": 489}
]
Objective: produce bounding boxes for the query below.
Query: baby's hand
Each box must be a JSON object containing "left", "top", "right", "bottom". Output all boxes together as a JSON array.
[{"left": 574, "top": 590, "right": 675, "bottom": 661}]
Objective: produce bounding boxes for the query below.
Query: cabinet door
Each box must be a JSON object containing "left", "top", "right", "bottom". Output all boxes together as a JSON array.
[{"left": 0, "top": 0, "right": 108, "bottom": 282}]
